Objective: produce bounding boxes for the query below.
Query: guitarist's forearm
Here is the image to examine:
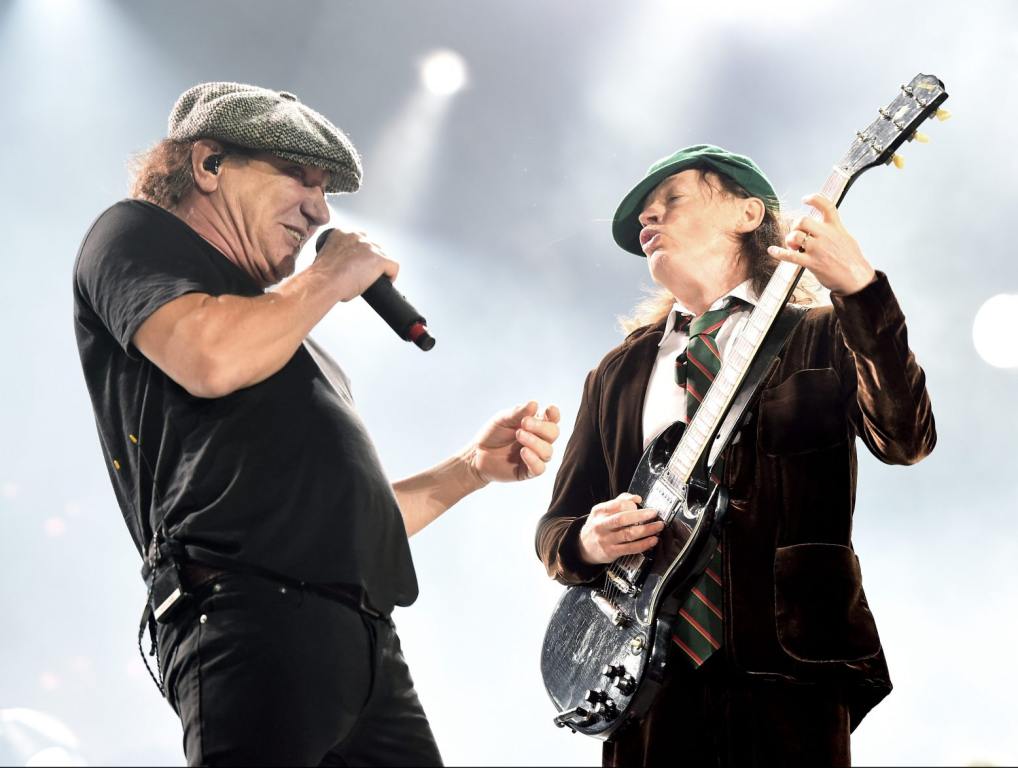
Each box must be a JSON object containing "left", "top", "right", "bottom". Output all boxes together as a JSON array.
[
  {"left": 833, "top": 271, "right": 937, "bottom": 464},
  {"left": 537, "top": 513, "right": 609, "bottom": 585}
]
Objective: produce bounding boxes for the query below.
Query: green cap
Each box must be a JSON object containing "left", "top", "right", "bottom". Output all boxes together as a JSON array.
[{"left": 612, "top": 144, "right": 779, "bottom": 256}]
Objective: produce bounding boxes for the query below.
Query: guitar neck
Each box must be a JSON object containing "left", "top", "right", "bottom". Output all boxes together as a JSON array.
[{"left": 664, "top": 168, "right": 852, "bottom": 485}]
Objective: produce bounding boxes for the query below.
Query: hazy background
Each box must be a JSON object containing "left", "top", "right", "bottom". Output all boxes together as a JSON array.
[{"left": 2, "top": 0, "right": 1016, "bottom": 764}]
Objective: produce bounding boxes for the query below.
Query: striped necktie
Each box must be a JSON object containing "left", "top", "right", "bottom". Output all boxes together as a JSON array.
[{"left": 671, "top": 297, "right": 747, "bottom": 667}]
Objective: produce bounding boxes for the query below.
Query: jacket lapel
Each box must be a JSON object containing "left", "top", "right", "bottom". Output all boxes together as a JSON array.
[{"left": 601, "top": 317, "right": 667, "bottom": 496}]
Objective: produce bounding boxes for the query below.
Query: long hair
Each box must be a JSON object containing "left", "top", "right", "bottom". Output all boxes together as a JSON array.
[
  {"left": 619, "top": 166, "right": 824, "bottom": 334},
  {"left": 129, "top": 139, "right": 195, "bottom": 210}
]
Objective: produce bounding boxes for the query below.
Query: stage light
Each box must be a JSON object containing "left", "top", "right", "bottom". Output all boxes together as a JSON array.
[
  {"left": 359, "top": 58, "right": 462, "bottom": 223},
  {"left": 419, "top": 49, "right": 468, "bottom": 96},
  {"left": 972, "top": 293, "right": 1018, "bottom": 368}
]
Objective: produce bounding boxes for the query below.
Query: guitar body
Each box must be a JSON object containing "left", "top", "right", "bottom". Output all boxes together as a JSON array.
[{"left": 540, "top": 421, "right": 728, "bottom": 739}]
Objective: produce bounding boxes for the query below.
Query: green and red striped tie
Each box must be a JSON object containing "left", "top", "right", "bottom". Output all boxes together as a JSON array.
[{"left": 671, "top": 298, "right": 746, "bottom": 667}]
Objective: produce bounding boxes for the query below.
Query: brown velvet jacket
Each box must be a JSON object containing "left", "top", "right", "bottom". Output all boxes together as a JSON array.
[{"left": 535, "top": 272, "right": 936, "bottom": 729}]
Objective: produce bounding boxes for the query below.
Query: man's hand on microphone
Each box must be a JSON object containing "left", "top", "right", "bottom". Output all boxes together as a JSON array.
[{"left": 313, "top": 227, "right": 400, "bottom": 302}]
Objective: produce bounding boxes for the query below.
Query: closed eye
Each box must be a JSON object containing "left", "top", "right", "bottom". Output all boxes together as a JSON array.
[{"left": 287, "top": 165, "right": 327, "bottom": 191}]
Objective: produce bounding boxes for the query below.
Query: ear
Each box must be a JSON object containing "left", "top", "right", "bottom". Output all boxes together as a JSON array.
[
  {"left": 734, "top": 196, "right": 766, "bottom": 234},
  {"left": 191, "top": 139, "right": 224, "bottom": 193}
]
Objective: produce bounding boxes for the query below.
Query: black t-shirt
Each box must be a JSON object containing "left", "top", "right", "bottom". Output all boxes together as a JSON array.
[{"left": 73, "top": 199, "right": 417, "bottom": 614}]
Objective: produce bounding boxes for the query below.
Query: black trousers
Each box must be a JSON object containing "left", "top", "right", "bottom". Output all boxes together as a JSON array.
[
  {"left": 603, "top": 652, "right": 851, "bottom": 768},
  {"left": 156, "top": 572, "right": 442, "bottom": 767}
]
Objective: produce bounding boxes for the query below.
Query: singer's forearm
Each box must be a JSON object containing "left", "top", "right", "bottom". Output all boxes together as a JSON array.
[
  {"left": 133, "top": 263, "right": 343, "bottom": 398},
  {"left": 393, "top": 449, "right": 488, "bottom": 537}
]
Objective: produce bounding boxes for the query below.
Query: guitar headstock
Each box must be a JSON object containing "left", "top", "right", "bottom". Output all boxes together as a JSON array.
[{"left": 835, "top": 73, "right": 949, "bottom": 202}]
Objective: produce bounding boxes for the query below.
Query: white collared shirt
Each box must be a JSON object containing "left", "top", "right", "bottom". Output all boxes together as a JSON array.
[{"left": 641, "top": 279, "right": 759, "bottom": 449}]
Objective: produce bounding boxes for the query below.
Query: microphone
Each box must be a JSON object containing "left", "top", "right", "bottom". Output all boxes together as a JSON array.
[{"left": 315, "top": 229, "right": 435, "bottom": 351}]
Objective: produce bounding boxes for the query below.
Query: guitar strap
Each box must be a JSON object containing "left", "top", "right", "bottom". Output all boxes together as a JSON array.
[{"left": 659, "top": 304, "right": 808, "bottom": 621}]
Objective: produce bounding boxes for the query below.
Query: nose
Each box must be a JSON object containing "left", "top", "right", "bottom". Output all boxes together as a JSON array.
[
  {"left": 302, "top": 188, "right": 330, "bottom": 228},
  {"left": 638, "top": 200, "right": 662, "bottom": 227}
]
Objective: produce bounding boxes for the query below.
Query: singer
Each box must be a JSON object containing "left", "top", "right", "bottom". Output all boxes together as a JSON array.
[{"left": 72, "top": 81, "right": 560, "bottom": 766}]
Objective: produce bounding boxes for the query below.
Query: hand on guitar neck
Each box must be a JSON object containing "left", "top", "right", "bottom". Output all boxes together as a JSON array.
[{"left": 767, "top": 193, "right": 877, "bottom": 296}]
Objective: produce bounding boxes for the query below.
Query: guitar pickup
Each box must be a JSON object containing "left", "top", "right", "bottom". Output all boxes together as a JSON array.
[
  {"left": 605, "top": 569, "right": 635, "bottom": 595},
  {"left": 590, "top": 590, "right": 631, "bottom": 627}
]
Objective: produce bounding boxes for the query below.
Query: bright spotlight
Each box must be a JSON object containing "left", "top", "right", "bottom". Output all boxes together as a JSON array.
[
  {"left": 419, "top": 49, "right": 468, "bottom": 96},
  {"left": 972, "top": 293, "right": 1018, "bottom": 368}
]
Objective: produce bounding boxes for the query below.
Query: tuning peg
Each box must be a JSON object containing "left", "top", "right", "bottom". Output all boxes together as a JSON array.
[
  {"left": 911, "top": 131, "right": 930, "bottom": 144},
  {"left": 891, "top": 154, "right": 905, "bottom": 169},
  {"left": 935, "top": 108, "right": 952, "bottom": 122}
]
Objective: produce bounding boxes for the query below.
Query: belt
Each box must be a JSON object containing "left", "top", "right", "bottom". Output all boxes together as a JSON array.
[{"left": 180, "top": 562, "right": 386, "bottom": 620}]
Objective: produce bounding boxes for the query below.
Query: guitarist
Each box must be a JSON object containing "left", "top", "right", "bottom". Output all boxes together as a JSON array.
[{"left": 535, "top": 144, "right": 936, "bottom": 766}]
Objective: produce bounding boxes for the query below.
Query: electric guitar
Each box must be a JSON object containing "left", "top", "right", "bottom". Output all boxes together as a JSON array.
[{"left": 540, "top": 72, "right": 949, "bottom": 740}]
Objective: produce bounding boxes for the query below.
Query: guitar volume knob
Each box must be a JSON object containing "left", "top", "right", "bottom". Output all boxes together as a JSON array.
[
  {"left": 613, "top": 673, "right": 636, "bottom": 695},
  {"left": 594, "top": 698, "right": 619, "bottom": 722},
  {"left": 584, "top": 688, "right": 608, "bottom": 705},
  {"left": 601, "top": 664, "right": 624, "bottom": 679}
]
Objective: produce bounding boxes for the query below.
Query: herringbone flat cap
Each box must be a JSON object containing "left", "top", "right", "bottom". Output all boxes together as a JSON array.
[{"left": 168, "top": 81, "right": 362, "bottom": 194}]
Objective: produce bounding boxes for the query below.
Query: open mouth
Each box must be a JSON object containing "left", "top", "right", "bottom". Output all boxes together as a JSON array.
[{"left": 283, "top": 225, "right": 306, "bottom": 248}]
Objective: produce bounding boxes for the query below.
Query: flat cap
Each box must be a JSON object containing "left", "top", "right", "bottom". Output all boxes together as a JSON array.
[
  {"left": 168, "top": 81, "right": 362, "bottom": 194},
  {"left": 612, "top": 144, "right": 779, "bottom": 256}
]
